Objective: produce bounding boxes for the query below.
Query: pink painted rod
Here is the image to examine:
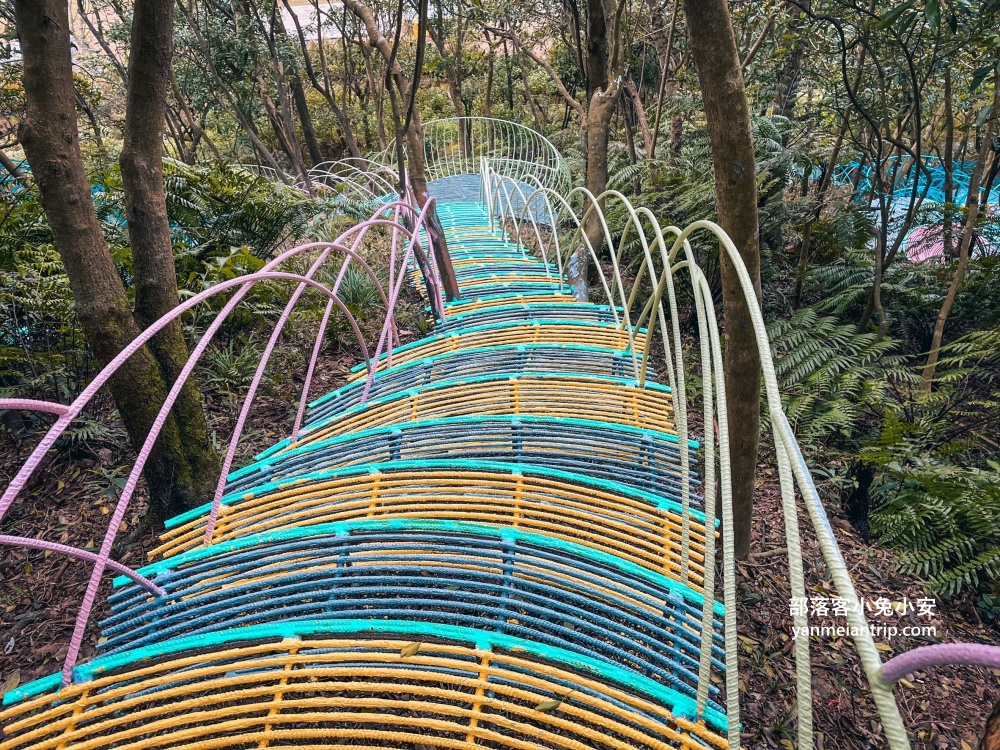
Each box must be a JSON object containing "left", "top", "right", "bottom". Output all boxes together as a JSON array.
[
  {"left": 290, "top": 204, "right": 407, "bottom": 442},
  {"left": 0, "top": 210, "right": 419, "bottom": 524},
  {"left": 0, "top": 399, "right": 70, "bottom": 416},
  {"left": 209, "top": 200, "right": 434, "bottom": 540},
  {"left": 0, "top": 535, "right": 164, "bottom": 596},
  {"left": 59, "top": 271, "right": 362, "bottom": 686},
  {"left": 0, "top": 200, "right": 428, "bottom": 686},
  {"left": 202, "top": 248, "right": 371, "bottom": 544},
  {"left": 201, "top": 217, "right": 401, "bottom": 544},
  {"left": 882, "top": 643, "right": 1000, "bottom": 682},
  {"left": 291, "top": 297, "right": 335, "bottom": 442},
  {"left": 360, "top": 198, "right": 435, "bottom": 402}
]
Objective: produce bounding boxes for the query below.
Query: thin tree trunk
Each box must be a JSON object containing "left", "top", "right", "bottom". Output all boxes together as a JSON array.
[
  {"left": 685, "top": 0, "right": 762, "bottom": 560},
  {"left": 792, "top": 107, "right": 849, "bottom": 307},
  {"left": 355, "top": 20, "right": 388, "bottom": 150},
  {"left": 649, "top": 0, "right": 679, "bottom": 158},
  {"left": 792, "top": 41, "right": 867, "bottom": 307},
  {"left": 284, "top": 0, "right": 363, "bottom": 158},
  {"left": 0, "top": 147, "right": 27, "bottom": 183},
  {"left": 291, "top": 73, "right": 323, "bottom": 166},
  {"left": 171, "top": 71, "right": 222, "bottom": 161},
  {"left": 179, "top": 0, "right": 288, "bottom": 179},
  {"left": 921, "top": 86, "right": 997, "bottom": 391},
  {"left": 515, "top": 51, "right": 545, "bottom": 132},
  {"left": 267, "top": 1, "right": 323, "bottom": 167},
  {"left": 75, "top": 91, "right": 106, "bottom": 153},
  {"left": 625, "top": 77, "right": 653, "bottom": 158},
  {"left": 76, "top": 0, "right": 128, "bottom": 83},
  {"left": 344, "top": 0, "right": 460, "bottom": 301},
  {"left": 980, "top": 149, "right": 1000, "bottom": 212},
  {"left": 770, "top": 1, "right": 809, "bottom": 119},
  {"left": 502, "top": 37, "right": 514, "bottom": 109},
  {"left": 740, "top": 10, "right": 776, "bottom": 70},
  {"left": 246, "top": 0, "right": 311, "bottom": 188},
  {"left": 16, "top": 0, "right": 219, "bottom": 522},
  {"left": 484, "top": 34, "right": 495, "bottom": 118},
  {"left": 942, "top": 66, "right": 955, "bottom": 258},
  {"left": 120, "top": 0, "right": 220, "bottom": 520}
]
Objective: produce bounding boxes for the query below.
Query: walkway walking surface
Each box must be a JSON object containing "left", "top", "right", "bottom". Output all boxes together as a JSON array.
[{"left": 0, "top": 196, "right": 727, "bottom": 750}]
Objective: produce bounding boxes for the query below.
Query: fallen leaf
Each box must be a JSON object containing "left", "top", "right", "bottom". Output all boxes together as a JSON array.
[
  {"left": 534, "top": 697, "right": 564, "bottom": 713},
  {"left": 2, "top": 670, "right": 19, "bottom": 696},
  {"left": 400, "top": 642, "right": 422, "bottom": 658}
]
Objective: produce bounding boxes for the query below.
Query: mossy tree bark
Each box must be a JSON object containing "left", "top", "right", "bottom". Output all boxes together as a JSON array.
[
  {"left": 684, "top": 0, "right": 762, "bottom": 560},
  {"left": 16, "top": 0, "right": 219, "bottom": 524},
  {"left": 575, "top": 0, "right": 626, "bottom": 300}
]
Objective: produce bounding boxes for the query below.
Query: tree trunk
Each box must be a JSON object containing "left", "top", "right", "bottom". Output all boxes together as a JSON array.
[
  {"left": 980, "top": 694, "right": 1000, "bottom": 750},
  {"left": 649, "top": 0, "right": 680, "bottom": 158},
  {"left": 770, "top": 1, "right": 809, "bottom": 119},
  {"left": 942, "top": 67, "right": 955, "bottom": 258},
  {"left": 685, "top": 0, "right": 762, "bottom": 560},
  {"left": 16, "top": 0, "right": 219, "bottom": 523},
  {"left": 290, "top": 73, "right": 324, "bottom": 166},
  {"left": 404, "top": 110, "right": 461, "bottom": 301},
  {"left": 515, "top": 51, "right": 545, "bottom": 133},
  {"left": 179, "top": 0, "right": 289, "bottom": 179},
  {"left": 284, "top": 0, "right": 363, "bottom": 158},
  {"left": 921, "top": 87, "right": 997, "bottom": 391},
  {"left": 792, "top": 105, "right": 853, "bottom": 308},
  {"left": 625, "top": 77, "right": 653, "bottom": 158},
  {"left": 120, "top": 0, "right": 220, "bottom": 521},
  {"left": 171, "top": 71, "right": 223, "bottom": 161},
  {"left": 980, "top": 149, "right": 1000, "bottom": 213},
  {"left": 344, "top": 0, "right": 460, "bottom": 301},
  {"left": 502, "top": 37, "right": 514, "bottom": 109},
  {"left": 572, "top": 0, "right": 624, "bottom": 299}
]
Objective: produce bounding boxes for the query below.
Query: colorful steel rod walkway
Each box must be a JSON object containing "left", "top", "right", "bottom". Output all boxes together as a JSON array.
[{"left": 2, "top": 118, "right": 999, "bottom": 750}]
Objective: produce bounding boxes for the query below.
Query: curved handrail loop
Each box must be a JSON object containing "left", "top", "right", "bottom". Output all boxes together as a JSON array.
[
  {"left": 379, "top": 117, "right": 571, "bottom": 194},
  {"left": 486, "top": 166, "right": 913, "bottom": 750},
  {"left": 0, "top": 195, "right": 449, "bottom": 687}
]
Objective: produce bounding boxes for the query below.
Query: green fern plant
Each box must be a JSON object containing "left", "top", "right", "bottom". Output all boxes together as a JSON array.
[
  {"left": 768, "top": 307, "right": 913, "bottom": 445},
  {"left": 871, "top": 459, "right": 1000, "bottom": 598}
]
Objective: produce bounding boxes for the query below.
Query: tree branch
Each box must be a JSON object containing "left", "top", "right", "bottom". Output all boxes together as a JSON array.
[{"left": 485, "top": 26, "right": 586, "bottom": 118}]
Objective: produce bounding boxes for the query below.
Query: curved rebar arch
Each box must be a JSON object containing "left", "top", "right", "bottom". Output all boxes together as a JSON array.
[
  {"left": 309, "top": 158, "right": 401, "bottom": 201},
  {"left": 0, "top": 194, "right": 448, "bottom": 688},
  {"left": 488, "top": 174, "right": 913, "bottom": 750},
  {"left": 3, "top": 131, "right": 938, "bottom": 749},
  {"left": 380, "top": 117, "right": 570, "bottom": 194}
]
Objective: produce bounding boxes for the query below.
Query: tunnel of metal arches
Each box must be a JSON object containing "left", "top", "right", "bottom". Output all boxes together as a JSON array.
[
  {"left": 1, "top": 117, "right": 735, "bottom": 750},
  {"left": 3, "top": 116, "right": 976, "bottom": 750}
]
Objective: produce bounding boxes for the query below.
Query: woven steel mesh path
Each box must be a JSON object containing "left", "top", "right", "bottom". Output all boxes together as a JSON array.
[
  {"left": 13, "top": 118, "right": 988, "bottom": 750},
  {"left": 0, "top": 197, "right": 729, "bottom": 750}
]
